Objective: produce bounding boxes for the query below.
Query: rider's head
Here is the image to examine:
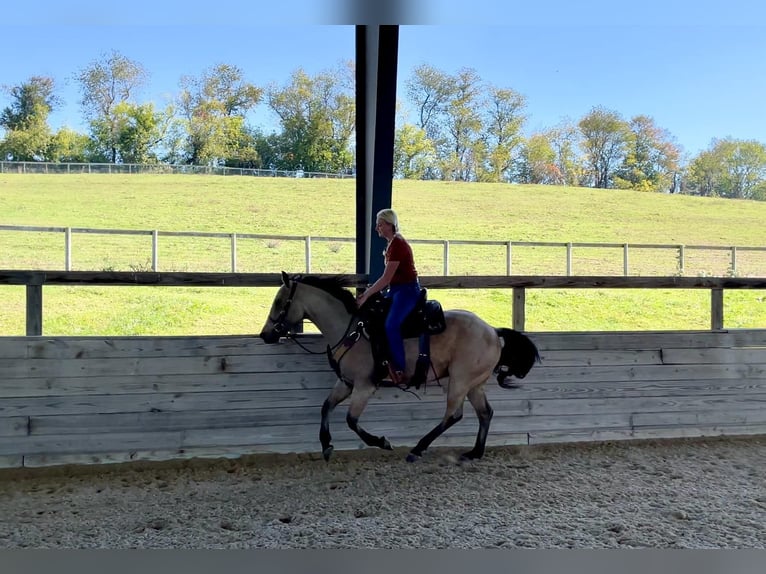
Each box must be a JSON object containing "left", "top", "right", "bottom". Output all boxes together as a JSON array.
[{"left": 376, "top": 208, "right": 399, "bottom": 233}]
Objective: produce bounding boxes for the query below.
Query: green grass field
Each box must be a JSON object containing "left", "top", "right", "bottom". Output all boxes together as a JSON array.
[{"left": 1, "top": 173, "right": 765, "bottom": 335}]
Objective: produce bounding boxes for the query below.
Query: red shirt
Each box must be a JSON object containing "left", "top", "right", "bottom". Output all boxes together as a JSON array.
[{"left": 385, "top": 235, "right": 418, "bottom": 284}]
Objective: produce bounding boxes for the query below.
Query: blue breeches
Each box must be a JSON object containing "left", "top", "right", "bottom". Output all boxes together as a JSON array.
[{"left": 384, "top": 282, "right": 420, "bottom": 372}]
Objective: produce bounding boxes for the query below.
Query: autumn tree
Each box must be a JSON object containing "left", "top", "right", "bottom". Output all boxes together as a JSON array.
[
  {"left": 544, "top": 119, "right": 585, "bottom": 186},
  {"left": 614, "top": 115, "right": 681, "bottom": 192},
  {"left": 517, "top": 133, "right": 560, "bottom": 184}
]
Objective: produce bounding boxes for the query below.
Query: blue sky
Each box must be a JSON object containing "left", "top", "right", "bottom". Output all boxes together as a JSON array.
[{"left": 2, "top": 1, "right": 766, "bottom": 157}]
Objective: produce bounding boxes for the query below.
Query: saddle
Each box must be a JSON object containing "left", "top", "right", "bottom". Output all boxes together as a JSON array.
[{"left": 358, "top": 288, "right": 446, "bottom": 387}]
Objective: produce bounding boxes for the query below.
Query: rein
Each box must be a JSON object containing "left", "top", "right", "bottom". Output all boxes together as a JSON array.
[{"left": 273, "top": 279, "right": 361, "bottom": 358}]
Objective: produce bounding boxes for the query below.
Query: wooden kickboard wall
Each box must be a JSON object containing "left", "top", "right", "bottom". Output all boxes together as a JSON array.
[{"left": 0, "top": 329, "right": 765, "bottom": 468}]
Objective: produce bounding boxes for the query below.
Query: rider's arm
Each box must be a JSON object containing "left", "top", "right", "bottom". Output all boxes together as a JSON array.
[{"left": 357, "top": 260, "right": 399, "bottom": 306}]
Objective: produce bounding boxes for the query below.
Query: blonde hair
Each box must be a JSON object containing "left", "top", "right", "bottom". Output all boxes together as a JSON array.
[{"left": 376, "top": 208, "right": 399, "bottom": 232}]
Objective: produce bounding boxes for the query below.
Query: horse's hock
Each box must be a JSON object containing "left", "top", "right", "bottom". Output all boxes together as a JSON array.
[{"left": 0, "top": 329, "right": 765, "bottom": 469}]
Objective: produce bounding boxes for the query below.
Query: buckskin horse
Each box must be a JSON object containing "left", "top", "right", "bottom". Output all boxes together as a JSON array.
[{"left": 259, "top": 272, "right": 540, "bottom": 463}]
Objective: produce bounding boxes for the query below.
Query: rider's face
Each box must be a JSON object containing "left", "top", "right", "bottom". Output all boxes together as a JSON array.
[{"left": 375, "top": 218, "right": 394, "bottom": 238}]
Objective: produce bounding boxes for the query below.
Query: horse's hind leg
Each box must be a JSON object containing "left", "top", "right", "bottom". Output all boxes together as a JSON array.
[
  {"left": 406, "top": 392, "right": 465, "bottom": 463},
  {"left": 461, "top": 386, "right": 494, "bottom": 461},
  {"left": 320, "top": 379, "right": 353, "bottom": 461},
  {"left": 346, "top": 383, "right": 393, "bottom": 452}
]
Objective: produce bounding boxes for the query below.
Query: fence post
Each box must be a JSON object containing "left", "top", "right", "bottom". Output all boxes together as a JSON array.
[
  {"left": 26, "top": 284, "right": 43, "bottom": 336},
  {"left": 65, "top": 227, "right": 72, "bottom": 271},
  {"left": 231, "top": 233, "right": 238, "bottom": 272},
  {"left": 152, "top": 231, "right": 159, "bottom": 271},
  {"left": 678, "top": 245, "right": 685, "bottom": 275},
  {"left": 623, "top": 243, "right": 629, "bottom": 276},
  {"left": 305, "top": 236, "right": 312, "bottom": 273},
  {"left": 566, "top": 242, "right": 573, "bottom": 276},
  {"left": 512, "top": 287, "right": 526, "bottom": 331},
  {"left": 711, "top": 288, "right": 724, "bottom": 330},
  {"left": 443, "top": 240, "right": 450, "bottom": 276},
  {"left": 506, "top": 241, "right": 512, "bottom": 275},
  {"left": 730, "top": 246, "right": 737, "bottom": 275}
]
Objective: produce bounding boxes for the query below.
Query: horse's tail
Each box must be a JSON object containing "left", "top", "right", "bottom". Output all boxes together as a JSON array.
[{"left": 494, "top": 328, "right": 541, "bottom": 389}]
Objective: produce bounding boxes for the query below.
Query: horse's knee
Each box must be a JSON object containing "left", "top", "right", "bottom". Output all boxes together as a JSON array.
[{"left": 346, "top": 412, "right": 359, "bottom": 431}]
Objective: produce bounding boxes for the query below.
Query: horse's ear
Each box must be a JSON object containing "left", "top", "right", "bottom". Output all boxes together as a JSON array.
[{"left": 281, "top": 271, "right": 290, "bottom": 286}]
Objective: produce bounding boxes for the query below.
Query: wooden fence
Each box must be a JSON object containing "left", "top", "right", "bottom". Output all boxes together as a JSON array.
[
  {"left": 1, "top": 271, "right": 765, "bottom": 469},
  {"left": 3, "top": 224, "right": 766, "bottom": 276},
  {"left": 4, "top": 271, "right": 766, "bottom": 336},
  {"left": 0, "top": 329, "right": 765, "bottom": 469}
]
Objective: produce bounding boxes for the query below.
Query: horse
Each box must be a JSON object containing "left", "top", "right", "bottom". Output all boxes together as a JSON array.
[{"left": 259, "top": 272, "right": 540, "bottom": 463}]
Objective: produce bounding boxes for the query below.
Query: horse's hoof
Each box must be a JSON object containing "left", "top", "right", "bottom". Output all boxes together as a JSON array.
[
  {"left": 381, "top": 438, "right": 393, "bottom": 451},
  {"left": 322, "top": 446, "right": 334, "bottom": 461},
  {"left": 406, "top": 452, "right": 420, "bottom": 463},
  {"left": 459, "top": 451, "right": 480, "bottom": 462}
]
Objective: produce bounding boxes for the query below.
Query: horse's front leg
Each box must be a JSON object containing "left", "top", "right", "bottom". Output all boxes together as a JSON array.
[
  {"left": 346, "top": 382, "right": 393, "bottom": 452},
  {"left": 320, "top": 378, "right": 353, "bottom": 462}
]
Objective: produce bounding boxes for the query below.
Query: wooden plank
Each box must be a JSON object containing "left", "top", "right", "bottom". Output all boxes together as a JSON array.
[
  {"left": 629, "top": 424, "right": 766, "bottom": 441},
  {"left": 484, "top": 377, "right": 766, "bottom": 400},
  {"left": 0, "top": 371, "right": 340, "bottom": 399},
  {"left": 2, "top": 329, "right": 764, "bottom": 359},
  {"left": 538, "top": 349, "right": 662, "bottom": 366},
  {"left": 527, "top": 394, "right": 766, "bottom": 416},
  {"left": 529, "top": 329, "right": 766, "bottom": 351},
  {"left": 0, "top": 416, "right": 28, "bottom": 437},
  {"left": 0, "top": 430, "right": 184, "bottom": 456},
  {"left": 0, "top": 455, "right": 24, "bottom": 469},
  {"left": 632, "top": 409, "right": 766, "bottom": 427},
  {"left": 519, "top": 363, "right": 766, "bottom": 384},
  {"left": 661, "top": 347, "right": 766, "bottom": 365},
  {"left": 19, "top": 431, "right": 531, "bottom": 468},
  {"left": 0, "top": 353, "right": 334, "bottom": 379},
  {"left": 528, "top": 428, "right": 635, "bottom": 444},
  {"left": 11, "top": 336, "right": 328, "bottom": 360},
  {"left": 0, "top": 386, "right": 462, "bottom": 417}
]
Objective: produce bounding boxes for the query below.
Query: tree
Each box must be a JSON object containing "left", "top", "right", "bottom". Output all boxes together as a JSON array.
[
  {"left": 0, "top": 76, "right": 59, "bottom": 161},
  {"left": 48, "top": 127, "right": 92, "bottom": 162},
  {"left": 481, "top": 87, "right": 526, "bottom": 182},
  {"left": 442, "top": 68, "right": 484, "bottom": 181},
  {"left": 76, "top": 51, "right": 148, "bottom": 163},
  {"left": 517, "top": 133, "right": 560, "bottom": 184},
  {"left": 578, "top": 106, "right": 629, "bottom": 188},
  {"left": 266, "top": 64, "right": 355, "bottom": 173},
  {"left": 178, "top": 63, "right": 262, "bottom": 166},
  {"left": 544, "top": 119, "right": 585, "bottom": 186},
  {"left": 687, "top": 138, "right": 766, "bottom": 200},
  {"left": 614, "top": 115, "right": 681, "bottom": 192},
  {"left": 393, "top": 123, "right": 435, "bottom": 179}
]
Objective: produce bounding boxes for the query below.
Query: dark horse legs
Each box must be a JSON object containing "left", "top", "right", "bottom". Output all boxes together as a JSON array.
[
  {"left": 321, "top": 381, "right": 392, "bottom": 461},
  {"left": 406, "top": 386, "right": 494, "bottom": 463},
  {"left": 406, "top": 407, "right": 464, "bottom": 462},
  {"left": 319, "top": 380, "right": 353, "bottom": 461},
  {"left": 460, "top": 387, "right": 494, "bottom": 460}
]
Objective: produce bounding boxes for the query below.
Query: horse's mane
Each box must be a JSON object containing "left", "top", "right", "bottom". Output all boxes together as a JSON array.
[{"left": 294, "top": 274, "right": 358, "bottom": 314}]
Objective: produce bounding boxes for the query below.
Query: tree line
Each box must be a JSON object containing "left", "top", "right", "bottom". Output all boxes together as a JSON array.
[{"left": 2, "top": 51, "right": 765, "bottom": 200}]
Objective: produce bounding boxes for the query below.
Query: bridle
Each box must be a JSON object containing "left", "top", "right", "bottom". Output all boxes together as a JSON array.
[
  {"left": 269, "top": 278, "right": 359, "bottom": 357},
  {"left": 269, "top": 279, "right": 299, "bottom": 340}
]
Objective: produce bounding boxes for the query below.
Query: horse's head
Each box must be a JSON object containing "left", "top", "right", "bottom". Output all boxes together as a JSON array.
[{"left": 259, "top": 271, "right": 305, "bottom": 344}]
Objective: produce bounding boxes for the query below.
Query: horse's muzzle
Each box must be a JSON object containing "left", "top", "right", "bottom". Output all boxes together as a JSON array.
[{"left": 259, "top": 329, "right": 281, "bottom": 344}]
